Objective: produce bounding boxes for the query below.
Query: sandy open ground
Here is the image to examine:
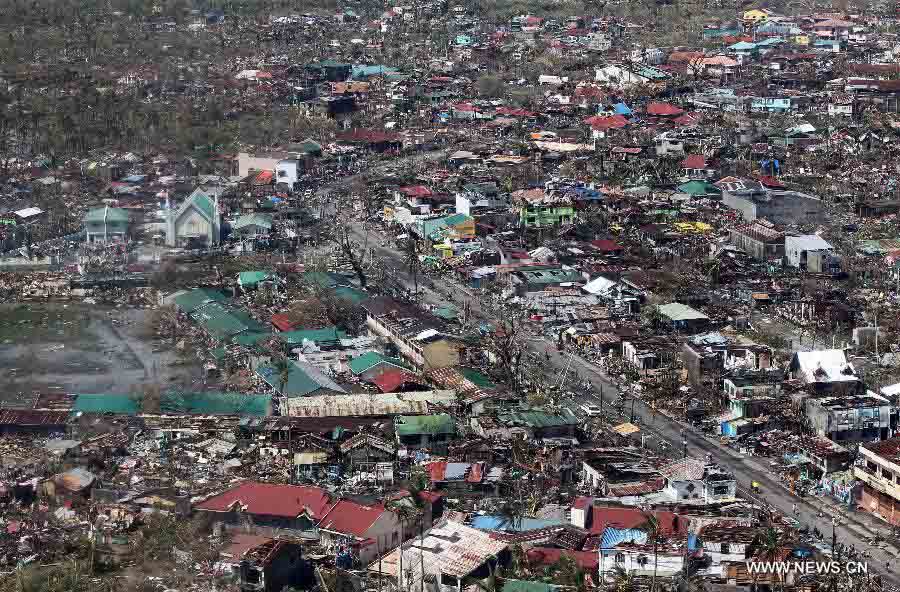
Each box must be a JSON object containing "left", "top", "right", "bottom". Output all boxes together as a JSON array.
[{"left": 0, "top": 303, "right": 201, "bottom": 404}]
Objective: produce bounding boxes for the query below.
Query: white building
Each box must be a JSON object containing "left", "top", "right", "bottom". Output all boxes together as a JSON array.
[
  {"left": 658, "top": 458, "right": 737, "bottom": 503},
  {"left": 275, "top": 159, "right": 302, "bottom": 188},
  {"left": 369, "top": 519, "right": 508, "bottom": 592},
  {"left": 784, "top": 235, "right": 835, "bottom": 270},
  {"left": 166, "top": 187, "right": 222, "bottom": 248}
]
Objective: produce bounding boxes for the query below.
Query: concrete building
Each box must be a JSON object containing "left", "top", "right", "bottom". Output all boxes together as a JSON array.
[
  {"left": 720, "top": 188, "right": 825, "bottom": 225},
  {"left": 166, "top": 187, "right": 221, "bottom": 248},
  {"left": 656, "top": 302, "right": 710, "bottom": 333},
  {"left": 362, "top": 297, "right": 461, "bottom": 369},
  {"left": 658, "top": 457, "right": 737, "bottom": 503},
  {"left": 804, "top": 393, "right": 890, "bottom": 443},
  {"left": 785, "top": 235, "right": 838, "bottom": 272},
  {"left": 728, "top": 219, "right": 785, "bottom": 261},
  {"left": 84, "top": 206, "right": 130, "bottom": 243},
  {"left": 856, "top": 438, "right": 900, "bottom": 526}
]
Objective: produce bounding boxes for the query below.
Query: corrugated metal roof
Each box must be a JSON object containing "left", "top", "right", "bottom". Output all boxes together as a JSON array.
[
  {"left": 657, "top": 302, "right": 709, "bottom": 322},
  {"left": 599, "top": 527, "right": 647, "bottom": 552},
  {"left": 287, "top": 390, "right": 454, "bottom": 417}
]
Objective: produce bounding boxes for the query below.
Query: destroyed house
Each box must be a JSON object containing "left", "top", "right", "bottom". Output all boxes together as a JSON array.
[
  {"left": 855, "top": 438, "right": 900, "bottom": 526},
  {"left": 495, "top": 409, "right": 579, "bottom": 441},
  {"left": 789, "top": 349, "right": 860, "bottom": 394},
  {"left": 581, "top": 449, "right": 663, "bottom": 493},
  {"left": 681, "top": 333, "right": 772, "bottom": 385},
  {"left": 363, "top": 297, "right": 461, "bottom": 369},
  {"left": 720, "top": 187, "right": 825, "bottom": 226},
  {"left": 256, "top": 360, "right": 345, "bottom": 397},
  {"left": 656, "top": 302, "right": 710, "bottom": 334},
  {"left": 368, "top": 519, "right": 508, "bottom": 592},
  {"left": 623, "top": 336, "right": 679, "bottom": 373},
  {"left": 220, "top": 534, "right": 309, "bottom": 592},
  {"left": 395, "top": 414, "right": 456, "bottom": 453},
  {"left": 728, "top": 219, "right": 785, "bottom": 261},
  {"left": 425, "top": 461, "right": 500, "bottom": 495},
  {"left": 0, "top": 409, "right": 70, "bottom": 436},
  {"left": 195, "top": 482, "right": 334, "bottom": 532},
  {"left": 793, "top": 436, "right": 850, "bottom": 475},
  {"left": 804, "top": 393, "right": 890, "bottom": 442},
  {"left": 658, "top": 457, "right": 737, "bottom": 503}
]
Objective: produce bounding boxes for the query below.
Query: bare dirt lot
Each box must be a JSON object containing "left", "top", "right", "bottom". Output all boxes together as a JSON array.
[{"left": 0, "top": 303, "right": 200, "bottom": 405}]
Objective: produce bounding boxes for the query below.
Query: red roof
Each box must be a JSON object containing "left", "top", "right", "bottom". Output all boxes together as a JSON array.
[
  {"left": 222, "top": 533, "right": 274, "bottom": 560},
  {"left": 317, "top": 499, "right": 386, "bottom": 538},
  {"left": 399, "top": 185, "right": 434, "bottom": 198},
  {"left": 585, "top": 114, "right": 629, "bottom": 130},
  {"left": 591, "top": 239, "right": 624, "bottom": 253},
  {"left": 527, "top": 548, "right": 599, "bottom": 570},
  {"left": 254, "top": 170, "right": 274, "bottom": 184},
  {"left": 195, "top": 482, "right": 333, "bottom": 519},
  {"left": 585, "top": 505, "right": 689, "bottom": 536},
  {"left": 673, "top": 112, "right": 700, "bottom": 127},
  {"left": 756, "top": 175, "right": 785, "bottom": 188},
  {"left": 682, "top": 154, "right": 707, "bottom": 169},
  {"left": 271, "top": 314, "right": 296, "bottom": 332},
  {"left": 646, "top": 102, "right": 684, "bottom": 116},
  {"left": 427, "top": 460, "right": 447, "bottom": 482},
  {"left": 572, "top": 496, "right": 592, "bottom": 511},
  {"left": 372, "top": 369, "right": 426, "bottom": 393},
  {"left": 495, "top": 106, "right": 535, "bottom": 117},
  {"left": 466, "top": 461, "right": 485, "bottom": 483}
]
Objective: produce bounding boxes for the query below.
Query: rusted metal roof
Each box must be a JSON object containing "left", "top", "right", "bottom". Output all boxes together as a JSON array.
[{"left": 0, "top": 409, "right": 70, "bottom": 426}]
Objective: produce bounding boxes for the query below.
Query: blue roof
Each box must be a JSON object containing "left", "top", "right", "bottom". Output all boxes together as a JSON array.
[
  {"left": 614, "top": 103, "right": 632, "bottom": 115},
  {"left": 729, "top": 41, "right": 757, "bottom": 50},
  {"left": 599, "top": 528, "right": 648, "bottom": 554},
  {"left": 469, "top": 516, "right": 567, "bottom": 532}
]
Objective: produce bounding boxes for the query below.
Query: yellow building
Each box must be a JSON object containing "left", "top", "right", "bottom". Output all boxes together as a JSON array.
[
  {"left": 743, "top": 8, "right": 772, "bottom": 22},
  {"left": 793, "top": 33, "right": 810, "bottom": 45}
]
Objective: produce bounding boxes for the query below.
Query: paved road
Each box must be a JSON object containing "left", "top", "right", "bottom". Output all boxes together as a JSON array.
[
  {"left": 348, "top": 223, "right": 899, "bottom": 585},
  {"left": 308, "top": 153, "right": 899, "bottom": 585}
]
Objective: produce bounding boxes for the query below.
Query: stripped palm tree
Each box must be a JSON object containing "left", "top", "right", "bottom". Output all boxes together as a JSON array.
[{"left": 640, "top": 514, "right": 662, "bottom": 592}]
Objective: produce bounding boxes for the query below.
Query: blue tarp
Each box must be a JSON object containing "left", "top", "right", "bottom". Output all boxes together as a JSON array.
[
  {"left": 614, "top": 103, "right": 632, "bottom": 116},
  {"left": 599, "top": 527, "right": 647, "bottom": 554},
  {"left": 470, "top": 516, "right": 566, "bottom": 532}
]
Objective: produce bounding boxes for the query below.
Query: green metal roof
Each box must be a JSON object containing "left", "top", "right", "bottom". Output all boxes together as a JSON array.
[
  {"left": 173, "top": 288, "right": 228, "bottom": 314},
  {"left": 459, "top": 367, "right": 495, "bottom": 388},
  {"left": 160, "top": 391, "right": 270, "bottom": 416},
  {"left": 72, "top": 391, "right": 270, "bottom": 416},
  {"left": 518, "top": 268, "right": 583, "bottom": 285},
  {"left": 279, "top": 326, "right": 348, "bottom": 346},
  {"left": 348, "top": 351, "right": 409, "bottom": 375},
  {"left": 503, "top": 581, "right": 558, "bottom": 592},
  {"left": 677, "top": 180, "right": 721, "bottom": 196},
  {"left": 395, "top": 414, "right": 456, "bottom": 437},
  {"left": 499, "top": 408, "right": 579, "bottom": 428},
  {"left": 230, "top": 331, "right": 272, "bottom": 347},
  {"left": 83, "top": 206, "right": 130, "bottom": 223},
  {"left": 184, "top": 188, "right": 216, "bottom": 220},
  {"left": 233, "top": 213, "right": 273, "bottom": 231},
  {"left": 238, "top": 271, "right": 275, "bottom": 288},
  {"left": 73, "top": 393, "right": 139, "bottom": 414},
  {"left": 192, "top": 302, "right": 266, "bottom": 341},
  {"left": 256, "top": 360, "right": 345, "bottom": 397}
]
